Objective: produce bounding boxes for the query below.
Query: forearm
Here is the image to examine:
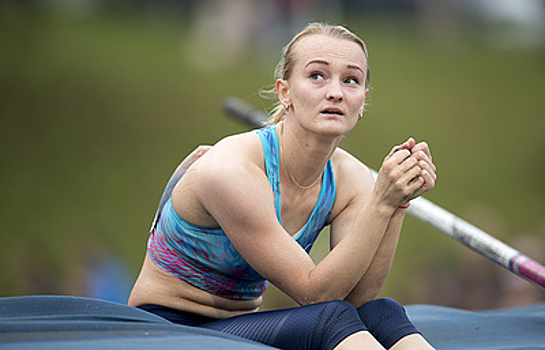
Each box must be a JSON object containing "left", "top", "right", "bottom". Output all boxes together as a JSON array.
[
  {"left": 344, "top": 208, "right": 406, "bottom": 307},
  {"left": 303, "top": 198, "right": 396, "bottom": 304},
  {"left": 307, "top": 140, "right": 435, "bottom": 305}
]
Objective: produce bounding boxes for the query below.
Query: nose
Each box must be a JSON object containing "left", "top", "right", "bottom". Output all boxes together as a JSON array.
[{"left": 326, "top": 80, "right": 343, "bottom": 101}]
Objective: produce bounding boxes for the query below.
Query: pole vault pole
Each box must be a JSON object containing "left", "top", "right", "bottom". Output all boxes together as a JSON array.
[{"left": 223, "top": 96, "right": 545, "bottom": 290}]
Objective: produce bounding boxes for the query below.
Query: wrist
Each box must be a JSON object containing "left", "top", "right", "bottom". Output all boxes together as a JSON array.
[
  {"left": 398, "top": 202, "right": 410, "bottom": 210},
  {"left": 368, "top": 193, "right": 398, "bottom": 217}
]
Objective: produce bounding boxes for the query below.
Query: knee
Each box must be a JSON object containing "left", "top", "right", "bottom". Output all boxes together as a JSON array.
[
  {"left": 310, "top": 300, "right": 368, "bottom": 350},
  {"left": 357, "top": 297, "right": 419, "bottom": 349},
  {"left": 364, "top": 297, "right": 405, "bottom": 314},
  {"left": 357, "top": 297, "right": 409, "bottom": 328}
]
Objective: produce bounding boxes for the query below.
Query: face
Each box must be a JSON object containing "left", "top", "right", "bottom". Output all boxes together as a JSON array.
[{"left": 277, "top": 34, "right": 368, "bottom": 136}]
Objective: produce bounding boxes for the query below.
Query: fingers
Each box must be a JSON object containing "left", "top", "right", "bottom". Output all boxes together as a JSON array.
[
  {"left": 416, "top": 157, "right": 436, "bottom": 184},
  {"left": 411, "top": 143, "right": 436, "bottom": 182},
  {"left": 388, "top": 148, "right": 411, "bottom": 166},
  {"left": 387, "top": 137, "right": 415, "bottom": 159},
  {"left": 410, "top": 150, "right": 436, "bottom": 175},
  {"left": 192, "top": 145, "right": 212, "bottom": 157},
  {"left": 401, "top": 137, "right": 416, "bottom": 151},
  {"left": 403, "top": 142, "right": 436, "bottom": 200},
  {"left": 389, "top": 139, "right": 437, "bottom": 198},
  {"left": 185, "top": 145, "right": 212, "bottom": 163},
  {"left": 412, "top": 141, "right": 433, "bottom": 165},
  {"left": 375, "top": 138, "right": 437, "bottom": 209},
  {"left": 176, "top": 145, "right": 212, "bottom": 175},
  {"left": 399, "top": 161, "right": 424, "bottom": 189}
]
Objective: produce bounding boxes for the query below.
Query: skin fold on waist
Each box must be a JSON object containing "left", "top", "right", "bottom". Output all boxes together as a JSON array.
[{"left": 128, "top": 254, "right": 262, "bottom": 319}]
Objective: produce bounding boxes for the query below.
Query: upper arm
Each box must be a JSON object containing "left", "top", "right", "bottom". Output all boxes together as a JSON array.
[
  {"left": 329, "top": 149, "right": 376, "bottom": 248},
  {"left": 194, "top": 136, "right": 318, "bottom": 304}
]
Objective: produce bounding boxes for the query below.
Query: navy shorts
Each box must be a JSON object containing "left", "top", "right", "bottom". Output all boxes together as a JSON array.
[
  {"left": 139, "top": 300, "right": 366, "bottom": 350},
  {"left": 138, "top": 298, "right": 420, "bottom": 350}
]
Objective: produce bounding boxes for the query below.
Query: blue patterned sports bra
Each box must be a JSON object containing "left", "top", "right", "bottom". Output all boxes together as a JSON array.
[{"left": 147, "top": 125, "right": 337, "bottom": 300}]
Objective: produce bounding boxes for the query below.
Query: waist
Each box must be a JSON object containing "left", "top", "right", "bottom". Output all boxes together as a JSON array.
[
  {"left": 128, "top": 254, "right": 263, "bottom": 319},
  {"left": 137, "top": 304, "right": 217, "bottom": 326}
]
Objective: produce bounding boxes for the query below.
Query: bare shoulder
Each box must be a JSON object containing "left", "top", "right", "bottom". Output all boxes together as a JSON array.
[
  {"left": 202, "top": 131, "right": 263, "bottom": 165},
  {"left": 171, "top": 130, "right": 267, "bottom": 224},
  {"left": 191, "top": 131, "right": 272, "bottom": 211},
  {"left": 187, "top": 131, "right": 264, "bottom": 183},
  {"left": 329, "top": 148, "right": 375, "bottom": 220}
]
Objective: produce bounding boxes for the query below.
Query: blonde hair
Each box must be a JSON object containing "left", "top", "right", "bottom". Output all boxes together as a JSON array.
[{"left": 264, "top": 23, "right": 370, "bottom": 125}]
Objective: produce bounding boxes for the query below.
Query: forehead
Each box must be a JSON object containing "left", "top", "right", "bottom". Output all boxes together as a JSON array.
[{"left": 292, "top": 34, "right": 366, "bottom": 71}]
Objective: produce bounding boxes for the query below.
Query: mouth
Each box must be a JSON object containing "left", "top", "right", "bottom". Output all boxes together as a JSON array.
[{"left": 320, "top": 107, "right": 344, "bottom": 117}]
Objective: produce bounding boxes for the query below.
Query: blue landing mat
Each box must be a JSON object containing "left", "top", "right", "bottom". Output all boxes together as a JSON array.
[
  {"left": 0, "top": 295, "right": 272, "bottom": 349},
  {"left": 407, "top": 302, "right": 545, "bottom": 349},
  {"left": 0, "top": 295, "right": 543, "bottom": 349}
]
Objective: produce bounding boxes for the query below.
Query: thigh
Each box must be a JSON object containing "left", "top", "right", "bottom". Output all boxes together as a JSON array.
[{"left": 204, "top": 300, "right": 366, "bottom": 350}]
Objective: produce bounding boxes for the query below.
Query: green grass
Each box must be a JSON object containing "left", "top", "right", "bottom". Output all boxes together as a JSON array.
[{"left": 1, "top": 7, "right": 544, "bottom": 308}]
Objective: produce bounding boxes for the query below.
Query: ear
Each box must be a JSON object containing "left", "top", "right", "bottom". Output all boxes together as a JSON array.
[
  {"left": 275, "top": 79, "right": 290, "bottom": 108},
  {"left": 359, "top": 89, "right": 370, "bottom": 115}
]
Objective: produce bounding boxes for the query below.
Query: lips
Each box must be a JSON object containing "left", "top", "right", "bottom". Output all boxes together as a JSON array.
[{"left": 321, "top": 107, "right": 344, "bottom": 116}]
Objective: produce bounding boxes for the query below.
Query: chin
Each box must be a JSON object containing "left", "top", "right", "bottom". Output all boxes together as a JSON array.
[{"left": 314, "top": 119, "right": 357, "bottom": 137}]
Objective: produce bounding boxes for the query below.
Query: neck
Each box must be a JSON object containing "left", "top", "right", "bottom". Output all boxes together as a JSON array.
[{"left": 278, "top": 121, "right": 339, "bottom": 190}]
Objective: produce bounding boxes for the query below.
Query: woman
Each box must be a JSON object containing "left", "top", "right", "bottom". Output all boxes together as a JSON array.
[{"left": 129, "top": 23, "right": 437, "bottom": 350}]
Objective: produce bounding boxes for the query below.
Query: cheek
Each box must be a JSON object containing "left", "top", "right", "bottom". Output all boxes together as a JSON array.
[
  {"left": 291, "top": 86, "right": 319, "bottom": 107},
  {"left": 353, "top": 91, "right": 367, "bottom": 109}
]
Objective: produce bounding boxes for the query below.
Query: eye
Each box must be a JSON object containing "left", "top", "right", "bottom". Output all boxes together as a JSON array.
[
  {"left": 310, "top": 72, "right": 325, "bottom": 81},
  {"left": 344, "top": 77, "right": 360, "bottom": 85}
]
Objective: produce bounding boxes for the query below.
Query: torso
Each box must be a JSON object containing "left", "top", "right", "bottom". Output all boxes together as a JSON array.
[{"left": 129, "top": 127, "right": 360, "bottom": 319}]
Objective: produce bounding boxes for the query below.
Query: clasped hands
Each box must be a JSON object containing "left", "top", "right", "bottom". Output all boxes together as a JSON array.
[{"left": 374, "top": 138, "right": 437, "bottom": 210}]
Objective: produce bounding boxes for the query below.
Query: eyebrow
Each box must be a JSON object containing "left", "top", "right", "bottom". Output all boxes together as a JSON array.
[{"left": 305, "top": 60, "right": 364, "bottom": 74}]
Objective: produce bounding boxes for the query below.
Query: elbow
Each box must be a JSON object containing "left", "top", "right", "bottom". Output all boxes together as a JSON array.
[
  {"left": 285, "top": 268, "right": 356, "bottom": 306},
  {"left": 344, "top": 291, "right": 377, "bottom": 308},
  {"left": 344, "top": 282, "right": 383, "bottom": 308},
  {"left": 293, "top": 284, "right": 352, "bottom": 306},
  {"left": 296, "top": 295, "right": 335, "bottom": 307}
]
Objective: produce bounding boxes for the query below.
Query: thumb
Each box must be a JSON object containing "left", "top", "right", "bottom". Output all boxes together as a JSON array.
[
  {"left": 402, "top": 137, "right": 416, "bottom": 150},
  {"left": 393, "top": 137, "right": 415, "bottom": 153},
  {"left": 387, "top": 137, "right": 416, "bottom": 159}
]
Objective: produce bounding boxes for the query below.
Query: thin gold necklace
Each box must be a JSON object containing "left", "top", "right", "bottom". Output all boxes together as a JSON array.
[{"left": 280, "top": 125, "right": 322, "bottom": 190}]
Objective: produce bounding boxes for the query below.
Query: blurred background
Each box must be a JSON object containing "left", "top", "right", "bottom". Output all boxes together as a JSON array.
[{"left": 1, "top": 0, "right": 544, "bottom": 311}]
